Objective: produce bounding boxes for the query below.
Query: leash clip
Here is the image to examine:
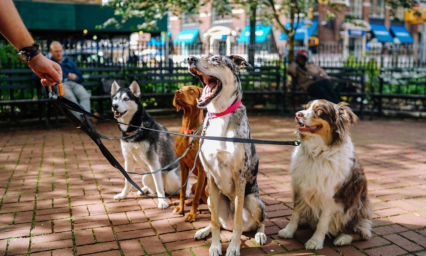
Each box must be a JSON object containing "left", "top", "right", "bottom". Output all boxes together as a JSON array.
[{"left": 294, "top": 140, "right": 301, "bottom": 146}]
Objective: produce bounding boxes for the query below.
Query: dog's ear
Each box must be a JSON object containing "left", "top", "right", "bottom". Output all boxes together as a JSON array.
[
  {"left": 227, "top": 55, "right": 252, "bottom": 69},
  {"left": 338, "top": 102, "right": 358, "bottom": 125},
  {"left": 172, "top": 95, "right": 181, "bottom": 112},
  {"left": 129, "top": 80, "right": 141, "bottom": 97},
  {"left": 111, "top": 81, "right": 120, "bottom": 95}
]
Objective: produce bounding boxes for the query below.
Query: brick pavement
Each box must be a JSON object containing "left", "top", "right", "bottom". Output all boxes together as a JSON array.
[{"left": 0, "top": 117, "right": 425, "bottom": 256}]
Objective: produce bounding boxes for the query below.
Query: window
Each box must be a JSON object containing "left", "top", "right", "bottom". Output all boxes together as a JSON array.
[
  {"left": 212, "top": 5, "right": 233, "bottom": 24},
  {"left": 370, "top": 0, "right": 385, "bottom": 19},
  {"left": 347, "top": 0, "right": 362, "bottom": 18},
  {"left": 182, "top": 13, "right": 199, "bottom": 26}
]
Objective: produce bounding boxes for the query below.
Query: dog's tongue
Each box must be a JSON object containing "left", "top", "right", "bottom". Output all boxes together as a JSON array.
[{"left": 299, "top": 124, "right": 320, "bottom": 132}]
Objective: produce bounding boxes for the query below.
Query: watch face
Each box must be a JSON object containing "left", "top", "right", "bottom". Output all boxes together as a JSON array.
[{"left": 17, "top": 52, "right": 28, "bottom": 63}]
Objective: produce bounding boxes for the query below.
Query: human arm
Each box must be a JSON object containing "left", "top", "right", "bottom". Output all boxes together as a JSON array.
[
  {"left": 68, "top": 60, "right": 83, "bottom": 83},
  {"left": 0, "top": 0, "right": 62, "bottom": 86},
  {"left": 317, "top": 66, "right": 331, "bottom": 80},
  {"left": 287, "top": 62, "right": 297, "bottom": 77}
]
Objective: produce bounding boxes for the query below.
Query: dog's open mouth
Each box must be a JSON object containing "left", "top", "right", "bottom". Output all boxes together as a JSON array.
[
  {"left": 113, "top": 110, "right": 127, "bottom": 119},
  {"left": 189, "top": 67, "right": 222, "bottom": 107},
  {"left": 297, "top": 121, "right": 322, "bottom": 133}
]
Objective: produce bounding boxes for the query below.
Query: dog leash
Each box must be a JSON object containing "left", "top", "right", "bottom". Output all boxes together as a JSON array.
[
  {"left": 47, "top": 86, "right": 299, "bottom": 199},
  {"left": 54, "top": 97, "right": 300, "bottom": 146}
]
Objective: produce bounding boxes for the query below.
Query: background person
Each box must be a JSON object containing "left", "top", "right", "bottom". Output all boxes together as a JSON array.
[
  {"left": 49, "top": 41, "right": 94, "bottom": 121},
  {"left": 0, "top": 0, "right": 62, "bottom": 86},
  {"left": 288, "top": 49, "right": 340, "bottom": 104}
]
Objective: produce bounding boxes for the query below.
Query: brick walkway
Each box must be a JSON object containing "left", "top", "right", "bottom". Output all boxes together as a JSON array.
[{"left": 0, "top": 116, "right": 426, "bottom": 256}]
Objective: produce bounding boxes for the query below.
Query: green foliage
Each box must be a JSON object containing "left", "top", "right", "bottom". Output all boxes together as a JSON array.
[{"left": 0, "top": 44, "right": 19, "bottom": 68}]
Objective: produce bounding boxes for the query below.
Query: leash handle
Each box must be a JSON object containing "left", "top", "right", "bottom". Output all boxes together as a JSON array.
[{"left": 58, "top": 83, "right": 64, "bottom": 96}]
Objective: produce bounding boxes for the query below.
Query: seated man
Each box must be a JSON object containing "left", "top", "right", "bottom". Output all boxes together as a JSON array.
[
  {"left": 288, "top": 49, "right": 340, "bottom": 104},
  {"left": 49, "top": 41, "right": 93, "bottom": 121}
]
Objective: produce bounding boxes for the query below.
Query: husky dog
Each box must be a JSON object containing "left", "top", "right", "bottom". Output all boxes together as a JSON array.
[
  {"left": 187, "top": 55, "right": 267, "bottom": 256},
  {"left": 111, "top": 81, "right": 181, "bottom": 209}
]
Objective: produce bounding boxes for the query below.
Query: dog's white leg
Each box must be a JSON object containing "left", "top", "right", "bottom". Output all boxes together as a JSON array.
[
  {"left": 194, "top": 224, "right": 212, "bottom": 240},
  {"left": 146, "top": 158, "right": 169, "bottom": 209},
  {"left": 208, "top": 178, "right": 222, "bottom": 256},
  {"left": 305, "top": 208, "right": 332, "bottom": 250},
  {"left": 278, "top": 206, "right": 301, "bottom": 239},
  {"left": 114, "top": 155, "right": 135, "bottom": 200},
  {"left": 244, "top": 194, "right": 267, "bottom": 245},
  {"left": 140, "top": 175, "right": 156, "bottom": 195},
  {"left": 226, "top": 180, "right": 246, "bottom": 256}
]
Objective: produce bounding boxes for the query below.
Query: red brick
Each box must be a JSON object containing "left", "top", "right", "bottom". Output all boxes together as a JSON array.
[
  {"left": 89, "top": 250, "right": 121, "bottom": 256},
  {"left": 151, "top": 219, "right": 175, "bottom": 234},
  {"left": 353, "top": 236, "right": 391, "bottom": 250},
  {"left": 88, "top": 204, "right": 107, "bottom": 216},
  {"left": 51, "top": 248, "right": 74, "bottom": 256},
  {"left": 32, "top": 232, "right": 72, "bottom": 244},
  {"left": 31, "top": 239, "right": 73, "bottom": 253},
  {"left": 75, "top": 229, "right": 95, "bottom": 246},
  {"left": 271, "top": 235, "right": 304, "bottom": 251},
  {"left": 125, "top": 211, "right": 148, "bottom": 223},
  {"left": 260, "top": 239, "right": 286, "bottom": 254},
  {"left": 0, "top": 213, "right": 14, "bottom": 225},
  {"left": 53, "top": 218, "right": 71, "bottom": 232},
  {"left": 114, "top": 222, "right": 151, "bottom": 232},
  {"left": 384, "top": 234, "right": 424, "bottom": 252},
  {"left": 161, "top": 230, "right": 197, "bottom": 243},
  {"left": 108, "top": 212, "right": 129, "bottom": 226},
  {"left": 120, "top": 239, "right": 144, "bottom": 255},
  {"left": 116, "top": 229, "right": 156, "bottom": 240},
  {"left": 192, "top": 246, "right": 210, "bottom": 256},
  {"left": 139, "top": 236, "right": 166, "bottom": 254},
  {"left": 375, "top": 208, "right": 406, "bottom": 217},
  {"left": 335, "top": 245, "right": 365, "bottom": 256},
  {"left": 94, "top": 227, "right": 115, "bottom": 242},
  {"left": 171, "top": 249, "right": 194, "bottom": 256},
  {"left": 365, "top": 244, "right": 407, "bottom": 256},
  {"left": 77, "top": 241, "right": 119, "bottom": 255},
  {"left": 7, "top": 237, "right": 30, "bottom": 255},
  {"left": 400, "top": 231, "right": 426, "bottom": 247},
  {"left": 373, "top": 224, "right": 407, "bottom": 235}
]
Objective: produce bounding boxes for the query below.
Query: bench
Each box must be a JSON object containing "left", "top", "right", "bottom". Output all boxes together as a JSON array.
[
  {"left": 0, "top": 69, "right": 50, "bottom": 127},
  {"left": 288, "top": 66, "right": 366, "bottom": 119},
  {"left": 370, "top": 67, "right": 426, "bottom": 118},
  {"left": 239, "top": 66, "right": 284, "bottom": 113}
]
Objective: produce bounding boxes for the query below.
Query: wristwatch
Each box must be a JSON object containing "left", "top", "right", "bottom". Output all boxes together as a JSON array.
[{"left": 17, "top": 43, "right": 40, "bottom": 63}]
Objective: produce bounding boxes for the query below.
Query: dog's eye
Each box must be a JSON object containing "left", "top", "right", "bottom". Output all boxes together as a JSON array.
[
  {"left": 123, "top": 98, "right": 129, "bottom": 101},
  {"left": 316, "top": 109, "right": 323, "bottom": 116},
  {"left": 190, "top": 89, "right": 194, "bottom": 93},
  {"left": 113, "top": 97, "right": 118, "bottom": 100}
]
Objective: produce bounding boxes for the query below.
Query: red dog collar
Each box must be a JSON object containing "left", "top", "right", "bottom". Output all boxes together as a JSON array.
[{"left": 207, "top": 99, "right": 242, "bottom": 119}]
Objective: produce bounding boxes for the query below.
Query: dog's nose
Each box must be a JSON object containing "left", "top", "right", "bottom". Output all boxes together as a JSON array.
[
  {"left": 175, "top": 90, "right": 181, "bottom": 94},
  {"left": 112, "top": 104, "right": 118, "bottom": 110},
  {"left": 296, "top": 112, "right": 304, "bottom": 118},
  {"left": 187, "top": 56, "right": 198, "bottom": 64}
]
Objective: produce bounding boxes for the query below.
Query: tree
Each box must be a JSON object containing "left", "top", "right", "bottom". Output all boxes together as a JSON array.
[{"left": 103, "top": 0, "right": 414, "bottom": 63}]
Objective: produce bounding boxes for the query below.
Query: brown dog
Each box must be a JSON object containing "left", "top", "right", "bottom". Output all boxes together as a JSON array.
[{"left": 172, "top": 85, "right": 208, "bottom": 222}]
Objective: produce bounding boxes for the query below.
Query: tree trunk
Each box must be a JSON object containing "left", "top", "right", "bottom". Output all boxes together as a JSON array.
[
  {"left": 288, "top": 36, "right": 295, "bottom": 63},
  {"left": 248, "top": 2, "right": 257, "bottom": 66}
]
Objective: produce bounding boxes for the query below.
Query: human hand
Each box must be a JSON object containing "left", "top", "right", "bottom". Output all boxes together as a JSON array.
[
  {"left": 28, "top": 54, "right": 62, "bottom": 86},
  {"left": 68, "top": 73, "right": 77, "bottom": 81}
]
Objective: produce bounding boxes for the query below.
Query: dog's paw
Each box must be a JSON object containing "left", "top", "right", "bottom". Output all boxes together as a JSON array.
[
  {"left": 278, "top": 227, "right": 294, "bottom": 239},
  {"left": 209, "top": 243, "right": 222, "bottom": 256},
  {"left": 255, "top": 232, "right": 267, "bottom": 245},
  {"left": 185, "top": 199, "right": 193, "bottom": 206},
  {"left": 114, "top": 193, "right": 127, "bottom": 200},
  {"left": 194, "top": 227, "right": 211, "bottom": 240},
  {"left": 225, "top": 244, "right": 240, "bottom": 256},
  {"left": 185, "top": 213, "right": 197, "bottom": 222},
  {"left": 305, "top": 238, "right": 323, "bottom": 250},
  {"left": 334, "top": 234, "right": 353, "bottom": 246},
  {"left": 157, "top": 199, "right": 169, "bottom": 209},
  {"left": 173, "top": 205, "right": 184, "bottom": 215}
]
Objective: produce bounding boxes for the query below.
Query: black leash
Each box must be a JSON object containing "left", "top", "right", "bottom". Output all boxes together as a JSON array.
[
  {"left": 55, "top": 96, "right": 301, "bottom": 146},
  {"left": 48, "top": 89, "right": 300, "bottom": 199}
]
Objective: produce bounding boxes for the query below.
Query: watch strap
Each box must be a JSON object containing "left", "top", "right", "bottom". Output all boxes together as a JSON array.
[{"left": 18, "top": 43, "right": 40, "bottom": 62}]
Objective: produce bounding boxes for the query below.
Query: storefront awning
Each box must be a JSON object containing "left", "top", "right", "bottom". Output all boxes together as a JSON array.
[
  {"left": 370, "top": 24, "right": 394, "bottom": 43},
  {"left": 173, "top": 30, "right": 199, "bottom": 44},
  {"left": 236, "top": 25, "right": 272, "bottom": 43},
  {"left": 147, "top": 32, "right": 171, "bottom": 46},
  {"left": 390, "top": 25, "right": 414, "bottom": 44},
  {"left": 279, "top": 21, "right": 318, "bottom": 41}
]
